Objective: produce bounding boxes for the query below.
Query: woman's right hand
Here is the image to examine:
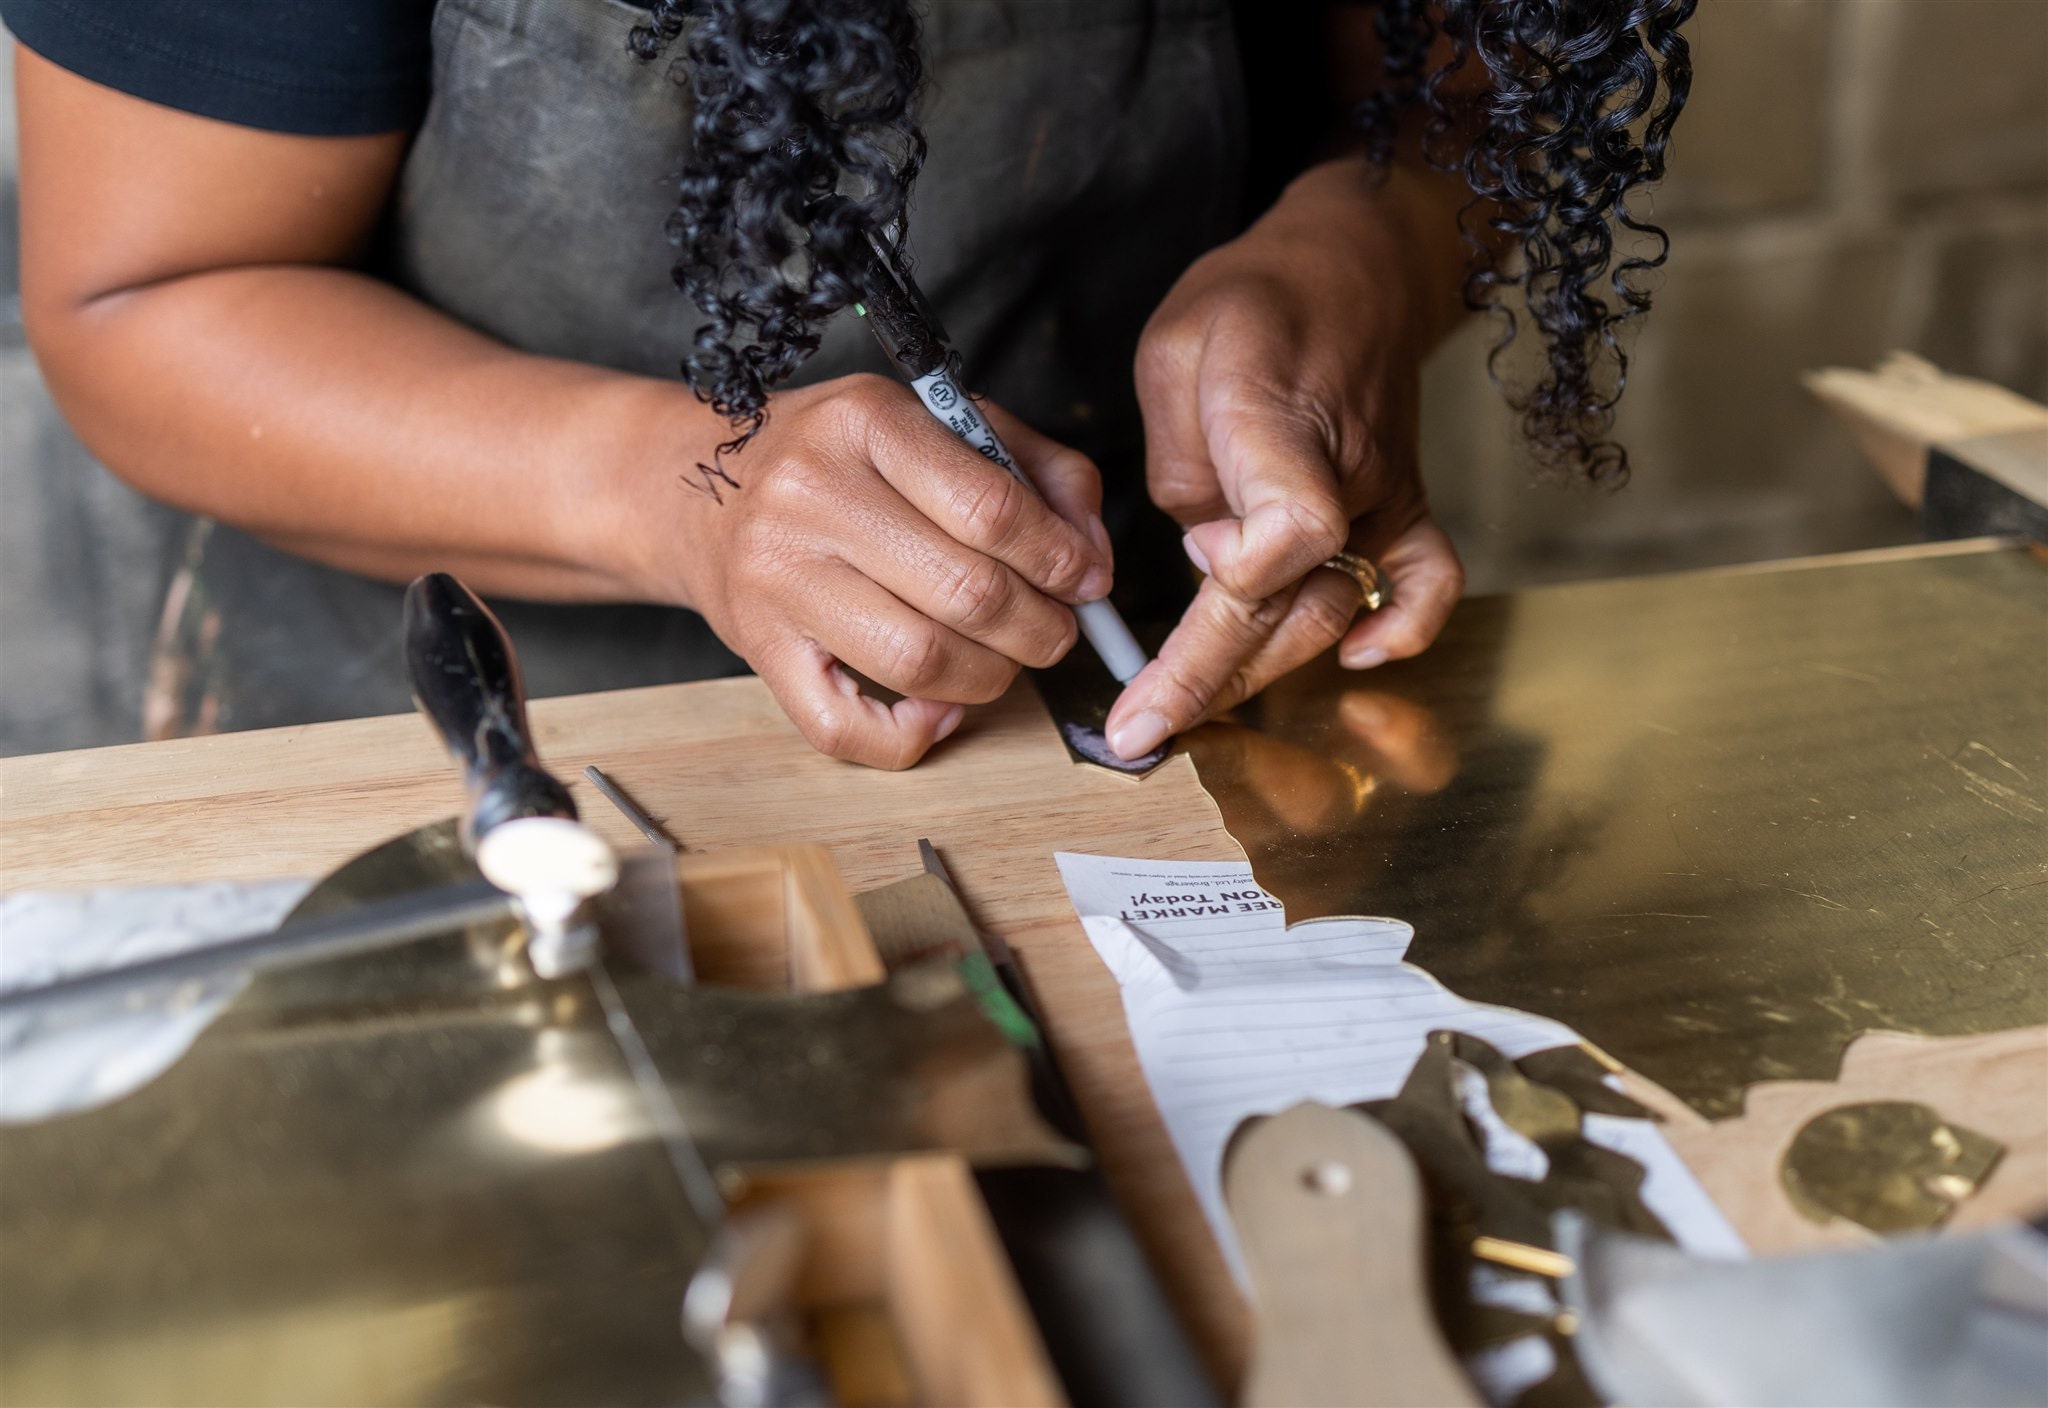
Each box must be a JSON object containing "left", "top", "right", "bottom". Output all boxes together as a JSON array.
[{"left": 632, "top": 374, "right": 1115, "bottom": 770}]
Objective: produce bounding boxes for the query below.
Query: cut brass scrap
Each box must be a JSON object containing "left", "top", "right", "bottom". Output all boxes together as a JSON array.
[
  {"left": 1512, "top": 1047, "right": 1656, "bottom": 1122},
  {"left": 1473, "top": 1238, "right": 1576, "bottom": 1280},
  {"left": 1355, "top": 1030, "right": 1676, "bottom": 1405},
  {"left": 1781, "top": 1100, "right": 2005, "bottom": 1235}
]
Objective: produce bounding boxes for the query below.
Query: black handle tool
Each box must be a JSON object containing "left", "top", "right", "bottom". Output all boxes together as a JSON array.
[
  {"left": 402, "top": 572, "right": 619, "bottom": 976},
  {"left": 402, "top": 572, "right": 580, "bottom": 845}
]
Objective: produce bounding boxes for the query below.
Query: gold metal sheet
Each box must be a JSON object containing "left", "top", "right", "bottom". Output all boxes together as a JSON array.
[
  {"left": 0, "top": 819, "right": 1072, "bottom": 1406},
  {"left": 0, "top": 920, "right": 714, "bottom": 1407},
  {"left": 1780, "top": 1100, "right": 2004, "bottom": 1234},
  {"left": 1188, "top": 546, "right": 2048, "bottom": 1117}
]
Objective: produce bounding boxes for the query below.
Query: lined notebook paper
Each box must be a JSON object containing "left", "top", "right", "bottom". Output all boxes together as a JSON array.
[{"left": 1054, "top": 853, "right": 1744, "bottom": 1281}]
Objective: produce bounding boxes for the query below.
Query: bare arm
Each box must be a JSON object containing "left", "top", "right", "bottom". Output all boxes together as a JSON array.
[
  {"left": 16, "top": 45, "right": 687, "bottom": 600},
  {"left": 16, "top": 47, "right": 1111, "bottom": 767}
]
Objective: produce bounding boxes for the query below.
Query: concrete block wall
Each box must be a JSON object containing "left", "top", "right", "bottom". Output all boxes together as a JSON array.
[
  {"left": 1427, "top": 0, "right": 2048, "bottom": 591},
  {"left": 3, "top": 2, "right": 2044, "bottom": 752}
]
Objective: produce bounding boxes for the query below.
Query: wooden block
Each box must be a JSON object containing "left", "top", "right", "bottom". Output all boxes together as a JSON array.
[
  {"left": 813, "top": 1303, "right": 916, "bottom": 1408},
  {"left": 676, "top": 843, "right": 1066, "bottom": 1408},
  {"left": 1804, "top": 351, "right": 2048, "bottom": 509},
  {"left": 1228, "top": 1103, "right": 1480, "bottom": 1408}
]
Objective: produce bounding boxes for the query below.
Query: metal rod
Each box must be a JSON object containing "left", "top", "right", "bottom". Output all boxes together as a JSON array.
[
  {"left": 583, "top": 766, "right": 681, "bottom": 851},
  {"left": 0, "top": 880, "right": 513, "bottom": 1015}
]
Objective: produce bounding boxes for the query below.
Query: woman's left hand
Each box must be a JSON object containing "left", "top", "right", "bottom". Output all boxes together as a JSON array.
[{"left": 1104, "top": 157, "right": 1469, "bottom": 761}]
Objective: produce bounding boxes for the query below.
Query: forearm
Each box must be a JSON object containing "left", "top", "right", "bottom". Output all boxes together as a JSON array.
[
  {"left": 1249, "top": 7, "right": 1512, "bottom": 362},
  {"left": 28, "top": 264, "right": 705, "bottom": 603}
]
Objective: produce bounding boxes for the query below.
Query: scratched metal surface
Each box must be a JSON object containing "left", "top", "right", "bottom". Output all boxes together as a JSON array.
[
  {"left": 1186, "top": 543, "right": 2048, "bottom": 1117},
  {"left": 0, "top": 828, "right": 716, "bottom": 1408}
]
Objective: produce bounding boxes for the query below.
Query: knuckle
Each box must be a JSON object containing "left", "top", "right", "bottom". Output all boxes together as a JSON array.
[
  {"left": 1148, "top": 660, "right": 1213, "bottom": 723},
  {"left": 1018, "top": 607, "right": 1079, "bottom": 670},
  {"left": 1296, "top": 585, "right": 1359, "bottom": 645},
  {"left": 1136, "top": 305, "right": 1208, "bottom": 387},
  {"left": 882, "top": 623, "right": 949, "bottom": 694},
  {"left": 825, "top": 374, "right": 899, "bottom": 442},
  {"left": 1040, "top": 446, "right": 1100, "bottom": 501},
  {"left": 1277, "top": 495, "right": 1348, "bottom": 564},
  {"left": 835, "top": 371, "right": 896, "bottom": 412},
  {"left": 802, "top": 701, "right": 855, "bottom": 761},
  {"left": 1220, "top": 661, "right": 1265, "bottom": 715},
  {"left": 966, "top": 657, "right": 1021, "bottom": 703},
  {"left": 935, "top": 555, "right": 1011, "bottom": 633},
  {"left": 951, "top": 472, "right": 1028, "bottom": 550},
  {"left": 1035, "top": 532, "right": 1091, "bottom": 598},
  {"left": 1148, "top": 465, "right": 1211, "bottom": 517},
  {"left": 1223, "top": 587, "right": 1294, "bottom": 638},
  {"left": 760, "top": 453, "right": 832, "bottom": 514}
]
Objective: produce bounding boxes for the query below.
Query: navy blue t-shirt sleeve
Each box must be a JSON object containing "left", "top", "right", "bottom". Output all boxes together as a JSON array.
[{"left": 2, "top": 0, "right": 435, "bottom": 136}]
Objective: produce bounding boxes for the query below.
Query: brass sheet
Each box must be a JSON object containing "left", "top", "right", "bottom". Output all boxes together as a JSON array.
[
  {"left": 0, "top": 886, "right": 715, "bottom": 1406},
  {"left": 0, "top": 821, "right": 1070, "bottom": 1406},
  {"left": 1187, "top": 546, "right": 2048, "bottom": 1117},
  {"left": 1781, "top": 1100, "right": 2004, "bottom": 1234}
]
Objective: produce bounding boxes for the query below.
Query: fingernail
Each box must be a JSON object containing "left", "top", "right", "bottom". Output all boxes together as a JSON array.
[
  {"left": 934, "top": 705, "right": 966, "bottom": 742},
  {"left": 1078, "top": 565, "right": 1113, "bottom": 604},
  {"left": 1182, "top": 531, "right": 1211, "bottom": 576},
  {"left": 1342, "top": 645, "right": 1388, "bottom": 670},
  {"left": 1087, "top": 514, "right": 1113, "bottom": 562},
  {"left": 1107, "top": 709, "right": 1170, "bottom": 760}
]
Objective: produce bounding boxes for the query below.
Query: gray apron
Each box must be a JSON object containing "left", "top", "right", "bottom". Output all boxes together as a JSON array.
[{"left": 150, "top": 0, "right": 1248, "bottom": 735}]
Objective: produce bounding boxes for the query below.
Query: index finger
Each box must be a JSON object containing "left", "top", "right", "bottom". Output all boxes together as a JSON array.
[{"left": 865, "top": 395, "right": 1111, "bottom": 608}]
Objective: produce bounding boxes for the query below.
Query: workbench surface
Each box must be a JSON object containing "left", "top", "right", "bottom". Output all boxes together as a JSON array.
[{"left": 5, "top": 538, "right": 2043, "bottom": 1388}]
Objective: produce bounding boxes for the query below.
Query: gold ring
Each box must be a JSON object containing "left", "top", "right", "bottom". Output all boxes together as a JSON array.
[{"left": 1320, "top": 551, "right": 1388, "bottom": 612}]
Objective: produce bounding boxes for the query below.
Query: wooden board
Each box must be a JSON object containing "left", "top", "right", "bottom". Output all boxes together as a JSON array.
[
  {"left": 682, "top": 843, "right": 1063, "bottom": 1407},
  {"left": 6, "top": 657, "right": 2045, "bottom": 1391},
  {"left": 1631, "top": 1026, "right": 2048, "bottom": 1254},
  {"left": 0, "top": 679, "right": 1255, "bottom": 1381}
]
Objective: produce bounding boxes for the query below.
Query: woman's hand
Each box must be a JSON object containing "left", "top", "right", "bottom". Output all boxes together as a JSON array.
[
  {"left": 1104, "top": 158, "right": 1470, "bottom": 761},
  {"left": 635, "top": 374, "right": 1113, "bottom": 770}
]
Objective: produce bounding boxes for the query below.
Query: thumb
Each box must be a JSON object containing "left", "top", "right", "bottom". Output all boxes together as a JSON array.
[{"left": 1182, "top": 411, "right": 1347, "bottom": 602}]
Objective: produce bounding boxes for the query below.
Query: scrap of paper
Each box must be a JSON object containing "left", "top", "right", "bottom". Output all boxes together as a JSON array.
[
  {"left": 1053, "top": 853, "right": 1745, "bottom": 1279},
  {"left": 0, "top": 879, "right": 311, "bottom": 1122}
]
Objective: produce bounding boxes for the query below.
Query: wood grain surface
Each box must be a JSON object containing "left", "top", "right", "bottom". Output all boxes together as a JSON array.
[
  {"left": 0, "top": 678, "right": 1255, "bottom": 1380},
  {"left": 1631, "top": 1026, "right": 2048, "bottom": 1254},
  {"left": 1229, "top": 1102, "right": 1479, "bottom": 1408},
  {"left": 6, "top": 667, "right": 2044, "bottom": 1392}
]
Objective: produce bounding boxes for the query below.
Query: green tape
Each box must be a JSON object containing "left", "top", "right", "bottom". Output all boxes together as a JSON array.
[
  {"left": 853, "top": 302, "right": 868, "bottom": 317},
  {"left": 959, "top": 953, "right": 1041, "bottom": 1049}
]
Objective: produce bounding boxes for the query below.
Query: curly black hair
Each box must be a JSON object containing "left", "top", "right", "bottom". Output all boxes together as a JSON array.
[
  {"left": 632, "top": 0, "right": 1695, "bottom": 486},
  {"left": 629, "top": 0, "right": 925, "bottom": 490},
  {"left": 1353, "top": 0, "right": 1696, "bottom": 484}
]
